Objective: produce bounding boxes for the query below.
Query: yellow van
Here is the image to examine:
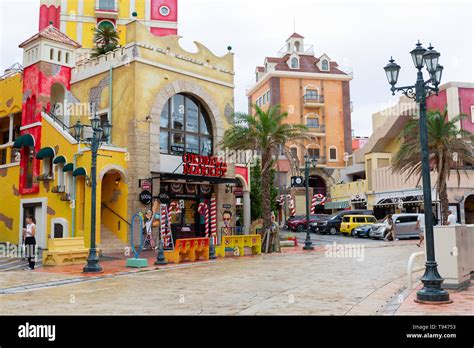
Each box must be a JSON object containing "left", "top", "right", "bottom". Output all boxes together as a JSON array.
[{"left": 340, "top": 215, "right": 378, "bottom": 236}]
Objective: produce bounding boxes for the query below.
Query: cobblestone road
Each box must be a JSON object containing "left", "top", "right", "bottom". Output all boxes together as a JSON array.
[{"left": 0, "top": 241, "right": 420, "bottom": 315}]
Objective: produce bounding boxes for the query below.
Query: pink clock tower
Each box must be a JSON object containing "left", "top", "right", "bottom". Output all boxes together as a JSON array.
[
  {"left": 150, "top": 0, "right": 178, "bottom": 36},
  {"left": 39, "top": 0, "right": 60, "bottom": 31}
]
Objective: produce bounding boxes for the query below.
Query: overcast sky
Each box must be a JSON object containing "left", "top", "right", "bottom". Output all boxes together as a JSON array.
[{"left": 1, "top": 0, "right": 473, "bottom": 136}]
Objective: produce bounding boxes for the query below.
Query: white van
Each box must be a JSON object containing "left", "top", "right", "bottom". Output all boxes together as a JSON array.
[{"left": 369, "top": 214, "right": 422, "bottom": 240}]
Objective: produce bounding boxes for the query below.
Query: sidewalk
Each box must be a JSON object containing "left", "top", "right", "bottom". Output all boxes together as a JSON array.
[{"left": 395, "top": 282, "right": 474, "bottom": 315}]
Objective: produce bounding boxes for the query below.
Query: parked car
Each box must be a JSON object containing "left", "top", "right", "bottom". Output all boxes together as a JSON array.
[
  {"left": 310, "top": 210, "right": 373, "bottom": 235},
  {"left": 369, "top": 214, "right": 422, "bottom": 240},
  {"left": 340, "top": 215, "right": 378, "bottom": 236},
  {"left": 353, "top": 224, "right": 374, "bottom": 238},
  {"left": 287, "top": 214, "right": 328, "bottom": 232},
  {"left": 284, "top": 215, "right": 304, "bottom": 230}
]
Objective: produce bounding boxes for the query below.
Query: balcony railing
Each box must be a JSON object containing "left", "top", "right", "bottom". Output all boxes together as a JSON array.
[
  {"left": 304, "top": 95, "right": 325, "bottom": 106},
  {"left": 278, "top": 44, "right": 314, "bottom": 57}
]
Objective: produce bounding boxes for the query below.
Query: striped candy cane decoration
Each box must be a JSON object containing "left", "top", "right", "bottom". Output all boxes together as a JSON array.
[
  {"left": 276, "top": 195, "right": 285, "bottom": 206},
  {"left": 210, "top": 197, "right": 217, "bottom": 245},
  {"left": 160, "top": 204, "right": 172, "bottom": 248},
  {"left": 198, "top": 202, "right": 210, "bottom": 238},
  {"left": 169, "top": 202, "right": 182, "bottom": 215},
  {"left": 311, "top": 195, "right": 318, "bottom": 214},
  {"left": 287, "top": 195, "right": 296, "bottom": 217}
]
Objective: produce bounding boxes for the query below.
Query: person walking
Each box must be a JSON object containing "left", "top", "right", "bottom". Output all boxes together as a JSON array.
[
  {"left": 142, "top": 210, "right": 156, "bottom": 251},
  {"left": 416, "top": 211, "right": 425, "bottom": 248},
  {"left": 384, "top": 215, "right": 395, "bottom": 242},
  {"left": 447, "top": 210, "right": 457, "bottom": 226},
  {"left": 23, "top": 216, "right": 37, "bottom": 270}
]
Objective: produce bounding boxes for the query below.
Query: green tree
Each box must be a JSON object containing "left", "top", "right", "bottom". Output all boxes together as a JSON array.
[
  {"left": 222, "top": 104, "right": 308, "bottom": 232},
  {"left": 91, "top": 26, "right": 120, "bottom": 58},
  {"left": 393, "top": 109, "right": 474, "bottom": 223}
]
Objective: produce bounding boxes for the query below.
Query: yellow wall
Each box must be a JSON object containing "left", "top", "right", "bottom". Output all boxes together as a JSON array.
[{"left": 0, "top": 73, "right": 23, "bottom": 117}]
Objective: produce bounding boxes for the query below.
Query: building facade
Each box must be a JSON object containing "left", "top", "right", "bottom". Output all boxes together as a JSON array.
[
  {"left": 330, "top": 85, "right": 474, "bottom": 224},
  {"left": 247, "top": 33, "right": 353, "bottom": 215},
  {"left": 0, "top": 2, "right": 250, "bottom": 253},
  {"left": 39, "top": 0, "right": 178, "bottom": 51}
]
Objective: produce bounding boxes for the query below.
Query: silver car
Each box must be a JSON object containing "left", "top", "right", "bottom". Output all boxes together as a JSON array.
[{"left": 369, "top": 214, "right": 422, "bottom": 240}]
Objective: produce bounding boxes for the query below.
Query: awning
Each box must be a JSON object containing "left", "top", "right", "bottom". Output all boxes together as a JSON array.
[
  {"left": 63, "top": 163, "right": 74, "bottom": 172},
  {"left": 325, "top": 201, "right": 350, "bottom": 210},
  {"left": 73, "top": 167, "right": 87, "bottom": 177},
  {"left": 158, "top": 173, "right": 240, "bottom": 185},
  {"left": 13, "top": 134, "right": 35, "bottom": 149},
  {"left": 36, "top": 147, "right": 55, "bottom": 160},
  {"left": 53, "top": 156, "right": 67, "bottom": 165}
]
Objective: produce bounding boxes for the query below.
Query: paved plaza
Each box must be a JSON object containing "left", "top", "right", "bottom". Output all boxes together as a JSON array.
[{"left": 1, "top": 239, "right": 426, "bottom": 315}]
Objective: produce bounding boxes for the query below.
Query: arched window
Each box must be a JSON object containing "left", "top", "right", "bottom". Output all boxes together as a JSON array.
[
  {"left": 290, "top": 57, "right": 299, "bottom": 69},
  {"left": 98, "top": 20, "right": 115, "bottom": 30},
  {"left": 294, "top": 41, "right": 301, "bottom": 52},
  {"left": 65, "top": 52, "right": 70, "bottom": 64},
  {"left": 329, "top": 146, "right": 338, "bottom": 161},
  {"left": 50, "top": 48, "right": 54, "bottom": 61},
  {"left": 160, "top": 94, "right": 213, "bottom": 156},
  {"left": 321, "top": 59, "right": 329, "bottom": 71},
  {"left": 57, "top": 50, "right": 62, "bottom": 62}
]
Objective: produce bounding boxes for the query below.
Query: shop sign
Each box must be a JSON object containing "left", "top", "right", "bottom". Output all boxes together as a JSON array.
[
  {"left": 141, "top": 180, "right": 152, "bottom": 191},
  {"left": 182, "top": 154, "right": 228, "bottom": 177},
  {"left": 159, "top": 193, "right": 171, "bottom": 204},
  {"left": 139, "top": 190, "right": 153, "bottom": 205}
]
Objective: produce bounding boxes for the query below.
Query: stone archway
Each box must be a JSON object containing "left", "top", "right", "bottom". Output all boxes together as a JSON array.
[
  {"left": 148, "top": 80, "right": 225, "bottom": 173},
  {"left": 465, "top": 195, "right": 474, "bottom": 224}
]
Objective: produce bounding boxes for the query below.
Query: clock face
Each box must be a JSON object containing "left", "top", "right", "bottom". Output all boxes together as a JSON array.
[
  {"left": 159, "top": 6, "right": 170, "bottom": 16},
  {"left": 295, "top": 177, "right": 303, "bottom": 185}
]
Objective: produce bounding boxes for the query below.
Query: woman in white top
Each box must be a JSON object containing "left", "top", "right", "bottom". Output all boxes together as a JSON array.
[{"left": 22, "top": 216, "right": 36, "bottom": 270}]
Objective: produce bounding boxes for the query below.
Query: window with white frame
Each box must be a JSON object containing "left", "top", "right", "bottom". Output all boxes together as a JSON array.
[
  {"left": 290, "top": 57, "right": 299, "bottom": 69},
  {"left": 290, "top": 146, "right": 299, "bottom": 162},
  {"left": 321, "top": 59, "right": 329, "bottom": 71},
  {"left": 43, "top": 157, "right": 53, "bottom": 179},
  {"left": 56, "top": 163, "right": 65, "bottom": 188},
  {"left": 65, "top": 171, "right": 73, "bottom": 196},
  {"left": 329, "top": 146, "right": 338, "bottom": 161}
]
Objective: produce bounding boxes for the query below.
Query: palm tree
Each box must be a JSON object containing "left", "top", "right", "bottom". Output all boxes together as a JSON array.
[
  {"left": 222, "top": 104, "right": 309, "bottom": 236},
  {"left": 91, "top": 26, "right": 120, "bottom": 58},
  {"left": 393, "top": 109, "right": 474, "bottom": 223}
]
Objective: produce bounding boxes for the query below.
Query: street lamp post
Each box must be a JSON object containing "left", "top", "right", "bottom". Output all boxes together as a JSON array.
[
  {"left": 383, "top": 42, "right": 450, "bottom": 304},
  {"left": 74, "top": 112, "right": 113, "bottom": 274},
  {"left": 303, "top": 155, "right": 317, "bottom": 251}
]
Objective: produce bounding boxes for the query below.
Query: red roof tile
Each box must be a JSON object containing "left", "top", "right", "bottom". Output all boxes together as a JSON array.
[
  {"left": 19, "top": 25, "right": 82, "bottom": 49},
  {"left": 287, "top": 32, "right": 305, "bottom": 40},
  {"left": 262, "top": 54, "right": 347, "bottom": 75}
]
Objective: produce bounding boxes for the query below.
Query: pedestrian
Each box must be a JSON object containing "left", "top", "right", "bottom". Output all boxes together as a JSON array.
[
  {"left": 142, "top": 210, "right": 156, "bottom": 251},
  {"left": 23, "top": 216, "right": 36, "bottom": 270},
  {"left": 384, "top": 215, "right": 395, "bottom": 241},
  {"left": 446, "top": 210, "right": 457, "bottom": 226},
  {"left": 271, "top": 212, "right": 281, "bottom": 253},
  {"left": 416, "top": 211, "right": 425, "bottom": 248}
]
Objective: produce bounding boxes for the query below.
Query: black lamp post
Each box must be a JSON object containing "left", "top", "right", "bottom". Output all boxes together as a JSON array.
[
  {"left": 303, "top": 154, "right": 317, "bottom": 251},
  {"left": 383, "top": 42, "right": 450, "bottom": 304},
  {"left": 74, "top": 113, "right": 113, "bottom": 274}
]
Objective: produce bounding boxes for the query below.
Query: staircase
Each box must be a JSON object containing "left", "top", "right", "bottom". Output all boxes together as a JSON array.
[{"left": 98, "top": 224, "right": 128, "bottom": 256}]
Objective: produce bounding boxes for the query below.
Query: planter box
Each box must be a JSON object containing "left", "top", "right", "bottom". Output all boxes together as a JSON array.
[{"left": 433, "top": 226, "right": 472, "bottom": 289}]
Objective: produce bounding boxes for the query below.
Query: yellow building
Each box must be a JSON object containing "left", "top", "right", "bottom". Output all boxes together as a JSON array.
[
  {"left": 39, "top": 0, "right": 179, "bottom": 51},
  {"left": 0, "top": 19, "right": 248, "bottom": 257}
]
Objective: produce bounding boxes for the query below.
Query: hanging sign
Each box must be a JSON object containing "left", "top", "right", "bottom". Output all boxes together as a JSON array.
[
  {"left": 139, "top": 190, "right": 153, "bottom": 205},
  {"left": 159, "top": 193, "right": 171, "bottom": 205},
  {"left": 182, "top": 154, "right": 228, "bottom": 177},
  {"left": 141, "top": 180, "right": 152, "bottom": 191}
]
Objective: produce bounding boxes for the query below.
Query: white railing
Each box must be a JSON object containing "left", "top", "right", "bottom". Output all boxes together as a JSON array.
[
  {"left": 407, "top": 252, "right": 426, "bottom": 290},
  {"left": 278, "top": 44, "right": 314, "bottom": 57}
]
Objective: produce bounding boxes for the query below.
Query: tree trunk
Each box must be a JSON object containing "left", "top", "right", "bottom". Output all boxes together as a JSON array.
[
  {"left": 438, "top": 171, "right": 449, "bottom": 225},
  {"left": 261, "top": 151, "right": 273, "bottom": 253}
]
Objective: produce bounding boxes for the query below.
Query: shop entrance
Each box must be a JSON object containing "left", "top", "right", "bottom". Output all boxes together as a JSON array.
[{"left": 162, "top": 183, "right": 214, "bottom": 240}]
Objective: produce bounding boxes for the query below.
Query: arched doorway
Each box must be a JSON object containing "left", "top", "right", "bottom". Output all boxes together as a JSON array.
[
  {"left": 465, "top": 195, "right": 474, "bottom": 224},
  {"left": 99, "top": 168, "right": 128, "bottom": 247},
  {"left": 50, "top": 83, "right": 67, "bottom": 126}
]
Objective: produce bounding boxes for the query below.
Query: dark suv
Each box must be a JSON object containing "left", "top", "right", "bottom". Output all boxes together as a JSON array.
[{"left": 310, "top": 210, "right": 373, "bottom": 235}]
